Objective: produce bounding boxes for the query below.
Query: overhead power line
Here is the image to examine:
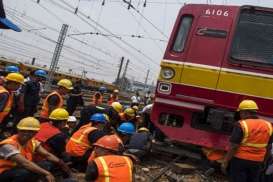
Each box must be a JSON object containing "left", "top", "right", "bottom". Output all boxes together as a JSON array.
[
  {"left": 57, "top": 0, "right": 159, "bottom": 69},
  {"left": 68, "top": 31, "right": 167, "bottom": 42}
]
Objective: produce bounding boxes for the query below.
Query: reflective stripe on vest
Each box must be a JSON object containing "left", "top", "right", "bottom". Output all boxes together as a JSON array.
[
  {"left": 40, "top": 91, "right": 64, "bottom": 118},
  {"left": 124, "top": 156, "right": 132, "bottom": 180},
  {"left": 70, "top": 125, "right": 96, "bottom": 147},
  {"left": 0, "top": 86, "right": 13, "bottom": 123},
  {"left": 241, "top": 120, "right": 272, "bottom": 148},
  {"left": 98, "top": 157, "right": 110, "bottom": 182}
]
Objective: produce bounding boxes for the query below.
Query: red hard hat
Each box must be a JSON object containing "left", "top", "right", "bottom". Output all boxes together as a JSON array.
[{"left": 93, "top": 135, "right": 123, "bottom": 152}]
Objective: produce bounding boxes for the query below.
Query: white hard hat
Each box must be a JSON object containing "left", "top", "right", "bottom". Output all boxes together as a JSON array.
[{"left": 68, "top": 116, "right": 77, "bottom": 122}]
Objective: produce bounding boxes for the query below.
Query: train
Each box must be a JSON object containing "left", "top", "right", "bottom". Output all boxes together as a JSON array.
[
  {"left": 151, "top": 4, "right": 273, "bottom": 150},
  {"left": 0, "top": 57, "right": 118, "bottom": 91}
]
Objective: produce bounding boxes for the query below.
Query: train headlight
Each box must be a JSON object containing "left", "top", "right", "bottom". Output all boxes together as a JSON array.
[{"left": 161, "top": 67, "right": 175, "bottom": 80}]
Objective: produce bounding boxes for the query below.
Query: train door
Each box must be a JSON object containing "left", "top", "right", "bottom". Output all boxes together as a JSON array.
[{"left": 180, "top": 8, "right": 233, "bottom": 98}]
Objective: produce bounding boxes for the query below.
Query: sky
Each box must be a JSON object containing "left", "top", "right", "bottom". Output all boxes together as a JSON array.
[{"left": 1, "top": 0, "right": 273, "bottom": 84}]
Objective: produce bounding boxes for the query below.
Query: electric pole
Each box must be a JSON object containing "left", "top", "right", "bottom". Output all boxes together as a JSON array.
[
  {"left": 115, "top": 57, "right": 124, "bottom": 86},
  {"left": 45, "top": 24, "right": 68, "bottom": 89},
  {"left": 121, "top": 59, "right": 129, "bottom": 90},
  {"left": 144, "top": 69, "right": 150, "bottom": 91}
]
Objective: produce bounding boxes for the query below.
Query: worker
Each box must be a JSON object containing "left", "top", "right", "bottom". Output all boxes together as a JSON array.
[
  {"left": 85, "top": 135, "right": 133, "bottom": 182},
  {"left": 35, "top": 108, "right": 69, "bottom": 160},
  {"left": 130, "top": 91, "right": 141, "bottom": 106},
  {"left": 107, "top": 89, "right": 119, "bottom": 105},
  {"left": 66, "top": 113, "right": 108, "bottom": 172},
  {"left": 0, "top": 73, "right": 24, "bottom": 138},
  {"left": 40, "top": 79, "right": 73, "bottom": 120},
  {"left": 203, "top": 148, "right": 225, "bottom": 163},
  {"left": 92, "top": 91, "right": 103, "bottom": 106},
  {"left": 0, "top": 117, "right": 71, "bottom": 182},
  {"left": 66, "top": 81, "right": 84, "bottom": 115},
  {"left": 144, "top": 90, "right": 152, "bottom": 105},
  {"left": 104, "top": 102, "right": 123, "bottom": 128},
  {"left": 119, "top": 108, "right": 136, "bottom": 125},
  {"left": 221, "top": 100, "right": 273, "bottom": 182},
  {"left": 22, "top": 69, "right": 47, "bottom": 117},
  {"left": 117, "top": 122, "right": 136, "bottom": 145},
  {"left": 127, "top": 127, "right": 152, "bottom": 160},
  {"left": 0, "top": 66, "right": 20, "bottom": 85},
  {"left": 201, "top": 147, "right": 225, "bottom": 176},
  {"left": 0, "top": 65, "right": 21, "bottom": 85}
]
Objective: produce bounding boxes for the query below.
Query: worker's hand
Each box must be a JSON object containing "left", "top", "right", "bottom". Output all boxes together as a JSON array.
[
  {"left": 221, "top": 161, "right": 228, "bottom": 174},
  {"left": 58, "top": 159, "right": 72, "bottom": 176},
  {"left": 45, "top": 173, "right": 55, "bottom": 182}
]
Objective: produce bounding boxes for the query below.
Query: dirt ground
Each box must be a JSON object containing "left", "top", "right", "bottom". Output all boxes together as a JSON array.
[{"left": 74, "top": 155, "right": 228, "bottom": 182}]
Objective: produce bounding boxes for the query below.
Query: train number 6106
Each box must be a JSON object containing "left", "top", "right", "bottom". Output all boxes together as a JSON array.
[{"left": 205, "top": 9, "right": 229, "bottom": 16}]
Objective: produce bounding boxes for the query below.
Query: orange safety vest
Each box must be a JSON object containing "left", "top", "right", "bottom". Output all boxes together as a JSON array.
[
  {"left": 93, "top": 155, "right": 133, "bottom": 182},
  {"left": 235, "top": 119, "right": 273, "bottom": 162},
  {"left": 0, "top": 86, "right": 13, "bottom": 123},
  {"left": 202, "top": 148, "right": 225, "bottom": 162},
  {"left": 107, "top": 94, "right": 118, "bottom": 105},
  {"left": 0, "top": 135, "right": 38, "bottom": 174},
  {"left": 92, "top": 93, "right": 103, "bottom": 105},
  {"left": 66, "top": 123, "right": 97, "bottom": 157},
  {"left": 40, "top": 91, "right": 64, "bottom": 118},
  {"left": 35, "top": 122, "right": 61, "bottom": 152}
]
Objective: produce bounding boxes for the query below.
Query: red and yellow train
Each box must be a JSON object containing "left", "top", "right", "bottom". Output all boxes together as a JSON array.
[{"left": 151, "top": 4, "right": 273, "bottom": 150}]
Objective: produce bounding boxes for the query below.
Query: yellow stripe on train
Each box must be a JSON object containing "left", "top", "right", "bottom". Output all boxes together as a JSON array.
[{"left": 159, "top": 60, "right": 273, "bottom": 99}]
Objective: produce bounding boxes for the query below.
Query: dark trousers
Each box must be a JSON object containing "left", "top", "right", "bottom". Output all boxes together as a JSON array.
[
  {"left": 229, "top": 157, "right": 263, "bottom": 182},
  {"left": 0, "top": 161, "right": 51, "bottom": 182}
]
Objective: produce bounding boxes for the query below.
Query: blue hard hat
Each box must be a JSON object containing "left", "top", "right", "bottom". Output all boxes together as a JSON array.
[
  {"left": 0, "top": 0, "right": 21, "bottom": 32},
  {"left": 90, "top": 113, "right": 107, "bottom": 123},
  {"left": 5, "top": 65, "right": 19, "bottom": 73},
  {"left": 34, "top": 69, "right": 47, "bottom": 78},
  {"left": 117, "top": 122, "right": 135, "bottom": 135}
]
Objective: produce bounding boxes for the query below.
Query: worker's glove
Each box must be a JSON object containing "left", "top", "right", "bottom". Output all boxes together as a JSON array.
[{"left": 58, "top": 159, "right": 72, "bottom": 177}]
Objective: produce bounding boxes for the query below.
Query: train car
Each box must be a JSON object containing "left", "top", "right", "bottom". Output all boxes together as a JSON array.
[
  {"left": 151, "top": 4, "right": 273, "bottom": 150},
  {"left": 0, "top": 57, "right": 118, "bottom": 91}
]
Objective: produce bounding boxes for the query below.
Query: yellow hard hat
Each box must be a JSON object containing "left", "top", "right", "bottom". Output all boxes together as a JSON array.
[
  {"left": 17, "top": 117, "right": 40, "bottom": 131},
  {"left": 57, "top": 79, "right": 73, "bottom": 90},
  {"left": 49, "top": 108, "right": 69, "bottom": 121},
  {"left": 237, "top": 100, "right": 258, "bottom": 111},
  {"left": 5, "top": 73, "right": 24, "bottom": 84},
  {"left": 111, "top": 102, "right": 123, "bottom": 113},
  {"left": 125, "top": 108, "right": 135, "bottom": 117},
  {"left": 138, "top": 127, "right": 149, "bottom": 132}
]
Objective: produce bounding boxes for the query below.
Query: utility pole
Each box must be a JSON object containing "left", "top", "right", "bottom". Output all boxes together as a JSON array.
[
  {"left": 115, "top": 57, "right": 124, "bottom": 86},
  {"left": 45, "top": 24, "right": 68, "bottom": 89},
  {"left": 121, "top": 59, "right": 129, "bottom": 90},
  {"left": 31, "top": 57, "right": 35, "bottom": 65},
  {"left": 144, "top": 69, "right": 150, "bottom": 91}
]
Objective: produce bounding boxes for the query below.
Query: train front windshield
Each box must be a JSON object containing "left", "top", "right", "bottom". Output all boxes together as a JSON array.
[{"left": 231, "top": 8, "right": 273, "bottom": 66}]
